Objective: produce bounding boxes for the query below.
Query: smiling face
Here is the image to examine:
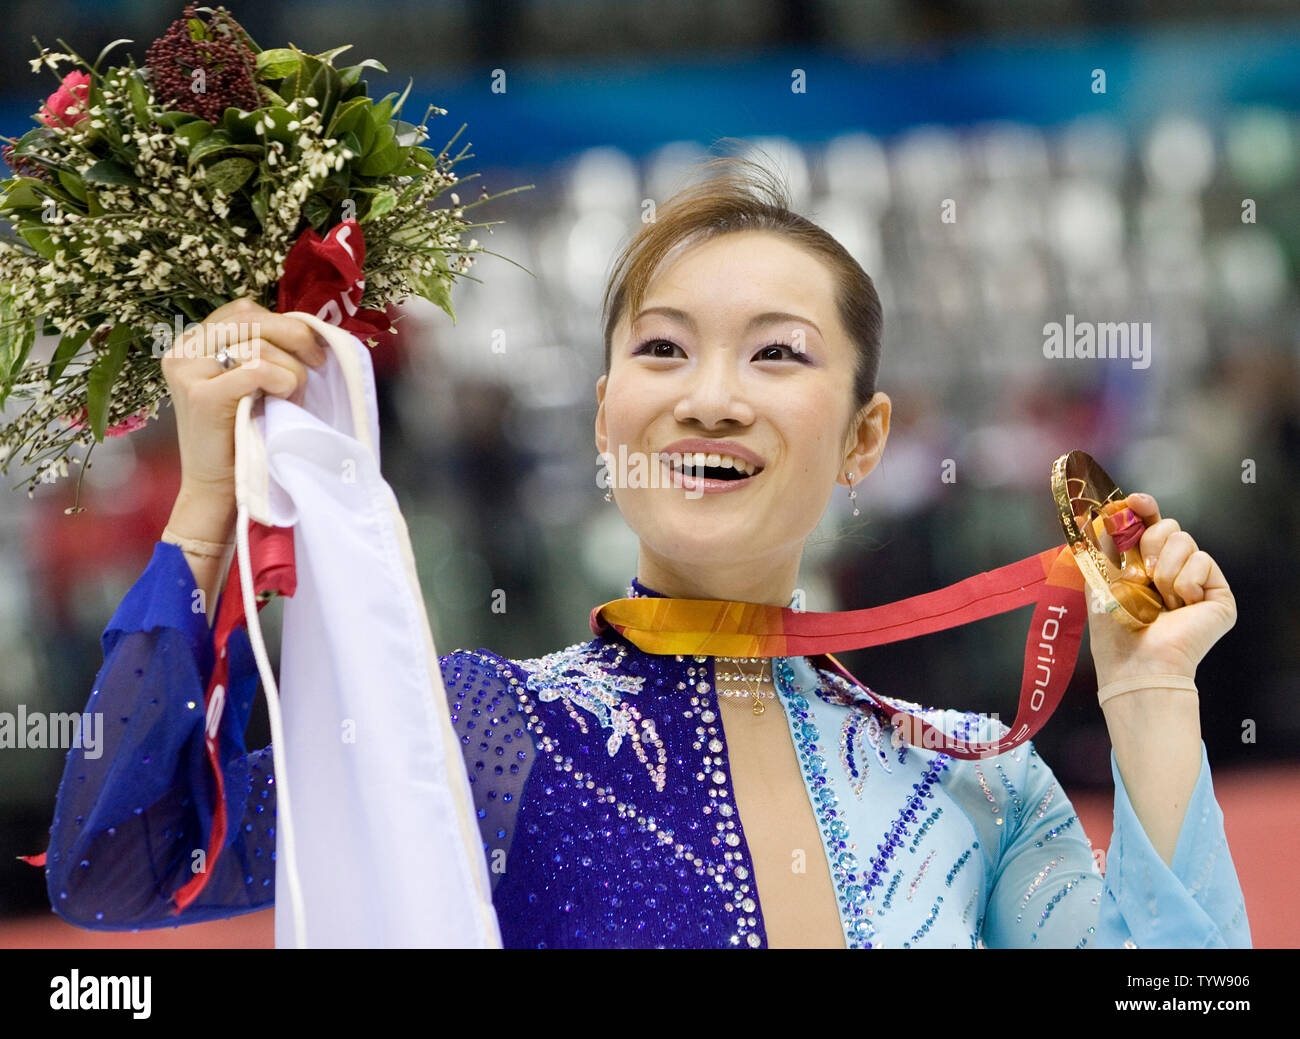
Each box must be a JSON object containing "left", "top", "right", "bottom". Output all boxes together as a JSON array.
[{"left": 595, "top": 228, "right": 891, "bottom": 605}]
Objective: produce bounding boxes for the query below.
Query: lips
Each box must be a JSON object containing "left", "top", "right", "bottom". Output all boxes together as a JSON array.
[{"left": 657, "top": 454, "right": 761, "bottom": 494}]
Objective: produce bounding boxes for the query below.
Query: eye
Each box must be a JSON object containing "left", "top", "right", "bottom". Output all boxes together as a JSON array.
[
  {"left": 633, "top": 338, "right": 685, "bottom": 358},
  {"left": 753, "top": 342, "right": 809, "bottom": 363}
]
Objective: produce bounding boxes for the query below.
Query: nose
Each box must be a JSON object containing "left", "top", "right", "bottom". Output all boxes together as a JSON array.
[{"left": 672, "top": 351, "right": 755, "bottom": 428}]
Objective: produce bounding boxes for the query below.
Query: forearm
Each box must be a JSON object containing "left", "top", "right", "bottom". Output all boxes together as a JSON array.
[
  {"left": 166, "top": 485, "right": 236, "bottom": 623},
  {"left": 1100, "top": 684, "right": 1202, "bottom": 868}
]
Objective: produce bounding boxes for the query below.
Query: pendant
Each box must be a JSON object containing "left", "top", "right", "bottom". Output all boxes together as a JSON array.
[{"left": 752, "top": 696, "right": 765, "bottom": 717}]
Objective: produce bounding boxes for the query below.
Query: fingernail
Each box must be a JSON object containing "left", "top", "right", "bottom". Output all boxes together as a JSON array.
[{"left": 1143, "top": 555, "right": 1157, "bottom": 575}]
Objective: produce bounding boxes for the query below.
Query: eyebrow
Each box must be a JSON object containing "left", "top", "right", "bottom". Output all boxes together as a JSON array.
[{"left": 633, "top": 306, "right": 822, "bottom": 338}]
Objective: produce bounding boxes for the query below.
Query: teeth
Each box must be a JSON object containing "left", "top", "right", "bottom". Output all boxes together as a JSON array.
[{"left": 662, "top": 451, "right": 758, "bottom": 476}]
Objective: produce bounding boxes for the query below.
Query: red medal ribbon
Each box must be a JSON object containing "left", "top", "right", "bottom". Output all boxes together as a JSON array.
[
  {"left": 169, "top": 523, "right": 296, "bottom": 913},
  {"left": 590, "top": 543, "right": 1089, "bottom": 760}
]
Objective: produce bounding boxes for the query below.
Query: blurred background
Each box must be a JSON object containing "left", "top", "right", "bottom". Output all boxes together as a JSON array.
[{"left": 1, "top": 0, "right": 1297, "bottom": 947}]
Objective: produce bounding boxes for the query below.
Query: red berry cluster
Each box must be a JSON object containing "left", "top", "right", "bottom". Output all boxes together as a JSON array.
[
  {"left": 144, "top": 3, "right": 260, "bottom": 123},
  {"left": 1, "top": 139, "right": 55, "bottom": 183}
]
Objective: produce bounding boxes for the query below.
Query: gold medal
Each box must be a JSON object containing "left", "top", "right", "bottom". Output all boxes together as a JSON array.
[{"left": 1051, "top": 449, "right": 1164, "bottom": 631}]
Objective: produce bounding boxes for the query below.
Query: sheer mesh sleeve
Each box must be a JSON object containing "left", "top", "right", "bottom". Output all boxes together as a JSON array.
[
  {"left": 46, "top": 547, "right": 535, "bottom": 931},
  {"left": 44, "top": 542, "right": 274, "bottom": 930},
  {"left": 980, "top": 738, "right": 1251, "bottom": 948},
  {"left": 439, "top": 649, "right": 537, "bottom": 893}
]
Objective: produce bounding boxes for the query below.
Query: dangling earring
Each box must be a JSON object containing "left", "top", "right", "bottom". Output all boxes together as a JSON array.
[
  {"left": 847, "top": 472, "right": 859, "bottom": 516},
  {"left": 604, "top": 488, "right": 613, "bottom": 502}
]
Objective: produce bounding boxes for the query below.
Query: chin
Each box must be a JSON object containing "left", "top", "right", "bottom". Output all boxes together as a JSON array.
[{"left": 631, "top": 503, "right": 776, "bottom": 563}]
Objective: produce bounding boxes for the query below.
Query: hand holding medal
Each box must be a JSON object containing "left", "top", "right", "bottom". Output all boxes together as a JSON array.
[{"left": 1054, "top": 450, "right": 1238, "bottom": 700}]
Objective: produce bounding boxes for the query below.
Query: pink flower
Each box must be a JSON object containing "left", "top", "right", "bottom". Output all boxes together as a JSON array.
[
  {"left": 61, "top": 405, "right": 150, "bottom": 437},
  {"left": 38, "top": 71, "right": 91, "bottom": 131}
]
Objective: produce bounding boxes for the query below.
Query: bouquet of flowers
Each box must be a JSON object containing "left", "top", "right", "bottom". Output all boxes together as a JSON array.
[{"left": 0, "top": 3, "right": 524, "bottom": 504}]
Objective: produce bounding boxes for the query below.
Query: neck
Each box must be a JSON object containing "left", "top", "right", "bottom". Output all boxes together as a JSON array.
[{"left": 635, "top": 542, "right": 802, "bottom": 607}]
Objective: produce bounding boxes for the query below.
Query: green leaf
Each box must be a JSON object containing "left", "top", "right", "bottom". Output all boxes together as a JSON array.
[
  {"left": 412, "top": 270, "right": 456, "bottom": 324},
  {"left": 338, "top": 130, "right": 364, "bottom": 164},
  {"left": 404, "top": 146, "right": 437, "bottom": 170},
  {"left": 173, "top": 119, "right": 215, "bottom": 151},
  {"left": 18, "top": 223, "right": 56, "bottom": 260},
  {"left": 85, "top": 324, "right": 133, "bottom": 442},
  {"left": 93, "top": 38, "right": 135, "bottom": 74},
  {"left": 46, "top": 325, "right": 94, "bottom": 384},
  {"left": 338, "top": 79, "right": 368, "bottom": 104},
  {"left": 187, "top": 18, "right": 207, "bottom": 42},
  {"left": 338, "top": 58, "right": 388, "bottom": 90},
  {"left": 127, "top": 71, "right": 151, "bottom": 125},
  {"left": 9, "top": 126, "right": 59, "bottom": 158},
  {"left": 357, "top": 124, "right": 400, "bottom": 177},
  {"left": 371, "top": 94, "right": 396, "bottom": 127},
  {"left": 303, "top": 193, "right": 333, "bottom": 229},
  {"left": 257, "top": 84, "right": 288, "bottom": 107},
  {"left": 258, "top": 105, "right": 298, "bottom": 144},
  {"left": 328, "top": 96, "right": 371, "bottom": 139},
  {"left": 0, "top": 178, "right": 46, "bottom": 215},
  {"left": 204, "top": 157, "right": 256, "bottom": 195},
  {"left": 362, "top": 188, "right": 396, "bottom": 223},
  {"left": 305, "top": 62, "right": 342, "bottom": 124},
  {"left": 82, "top": 159, "right": 141, "bottom": 187},
  {"left": 0, "top": 292, "right": 36, "bottom": 408},
  {"left": 250, "top": 182, "right": 270, "bottom": 226},
  {"left": 256, "top": 48, "right": 302, "bottom": 79},
  {"left": 279, "top": 51, "right": 325, "bottom": 105},
  {"left": 314, "top": 44, "right": 354, "bottom": 67},
  {"left": 56, "top": 169, "right": 86, "bottom": 203},
  {"left": 220, "top": 106, "right": 262, "bottom": 143},
  {"left": 155, "top": 110, "right": 206, "bottom": 131},
  {"left": 392, "top": 79, "right": 413, "bottom": 120},
  {"left": 393, "top": 119, "right": 423, "bottom": 148},
  {"left": 185, "top": 129, "right": 233, "bottom": 165},
  {"left": 373, "top": 80, "right": 413, "bottom": 127}
]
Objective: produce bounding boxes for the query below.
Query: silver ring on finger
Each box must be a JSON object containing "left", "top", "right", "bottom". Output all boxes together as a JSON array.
[{"left": 214, "top": 347, "right": 238, "bottom": 370}]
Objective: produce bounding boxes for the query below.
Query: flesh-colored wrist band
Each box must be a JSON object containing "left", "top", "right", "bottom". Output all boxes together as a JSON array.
[
  {"left": 161, "top": 524, "right": 234, "bottom": 560},
  {"left": 1097, "top": 672, "right": 1197, "bottom": 706}
]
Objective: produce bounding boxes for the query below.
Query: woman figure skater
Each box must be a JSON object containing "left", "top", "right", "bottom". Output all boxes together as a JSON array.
[{"left": 39, "top": 156, "right": 1250, "bottom": 948}]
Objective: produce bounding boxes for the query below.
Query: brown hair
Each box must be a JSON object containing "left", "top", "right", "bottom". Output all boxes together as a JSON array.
[{"left": 600, "top": 148, "right": 884, "bottom": 416}]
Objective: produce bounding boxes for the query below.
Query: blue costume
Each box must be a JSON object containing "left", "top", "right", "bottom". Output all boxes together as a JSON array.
[{"left": 43, "top": 540, "right": 1252, "bottom": 947}]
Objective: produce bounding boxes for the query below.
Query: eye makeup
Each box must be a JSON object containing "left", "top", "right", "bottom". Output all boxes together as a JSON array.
[{"left": 631, "top": 338, "right": 814, "bottom": 364}]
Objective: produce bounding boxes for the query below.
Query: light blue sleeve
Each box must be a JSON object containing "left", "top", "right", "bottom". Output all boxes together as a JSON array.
[
  {"left": 980, "top": 739, "right": 1251, "bottom": 948},
  {"left": 1098, "top": 741, "right": 1252, "bottom": 948}
]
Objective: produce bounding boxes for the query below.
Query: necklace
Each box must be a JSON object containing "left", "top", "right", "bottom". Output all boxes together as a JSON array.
[{"left": 714, "top": 656, "right": 774, "bottom": 717}]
